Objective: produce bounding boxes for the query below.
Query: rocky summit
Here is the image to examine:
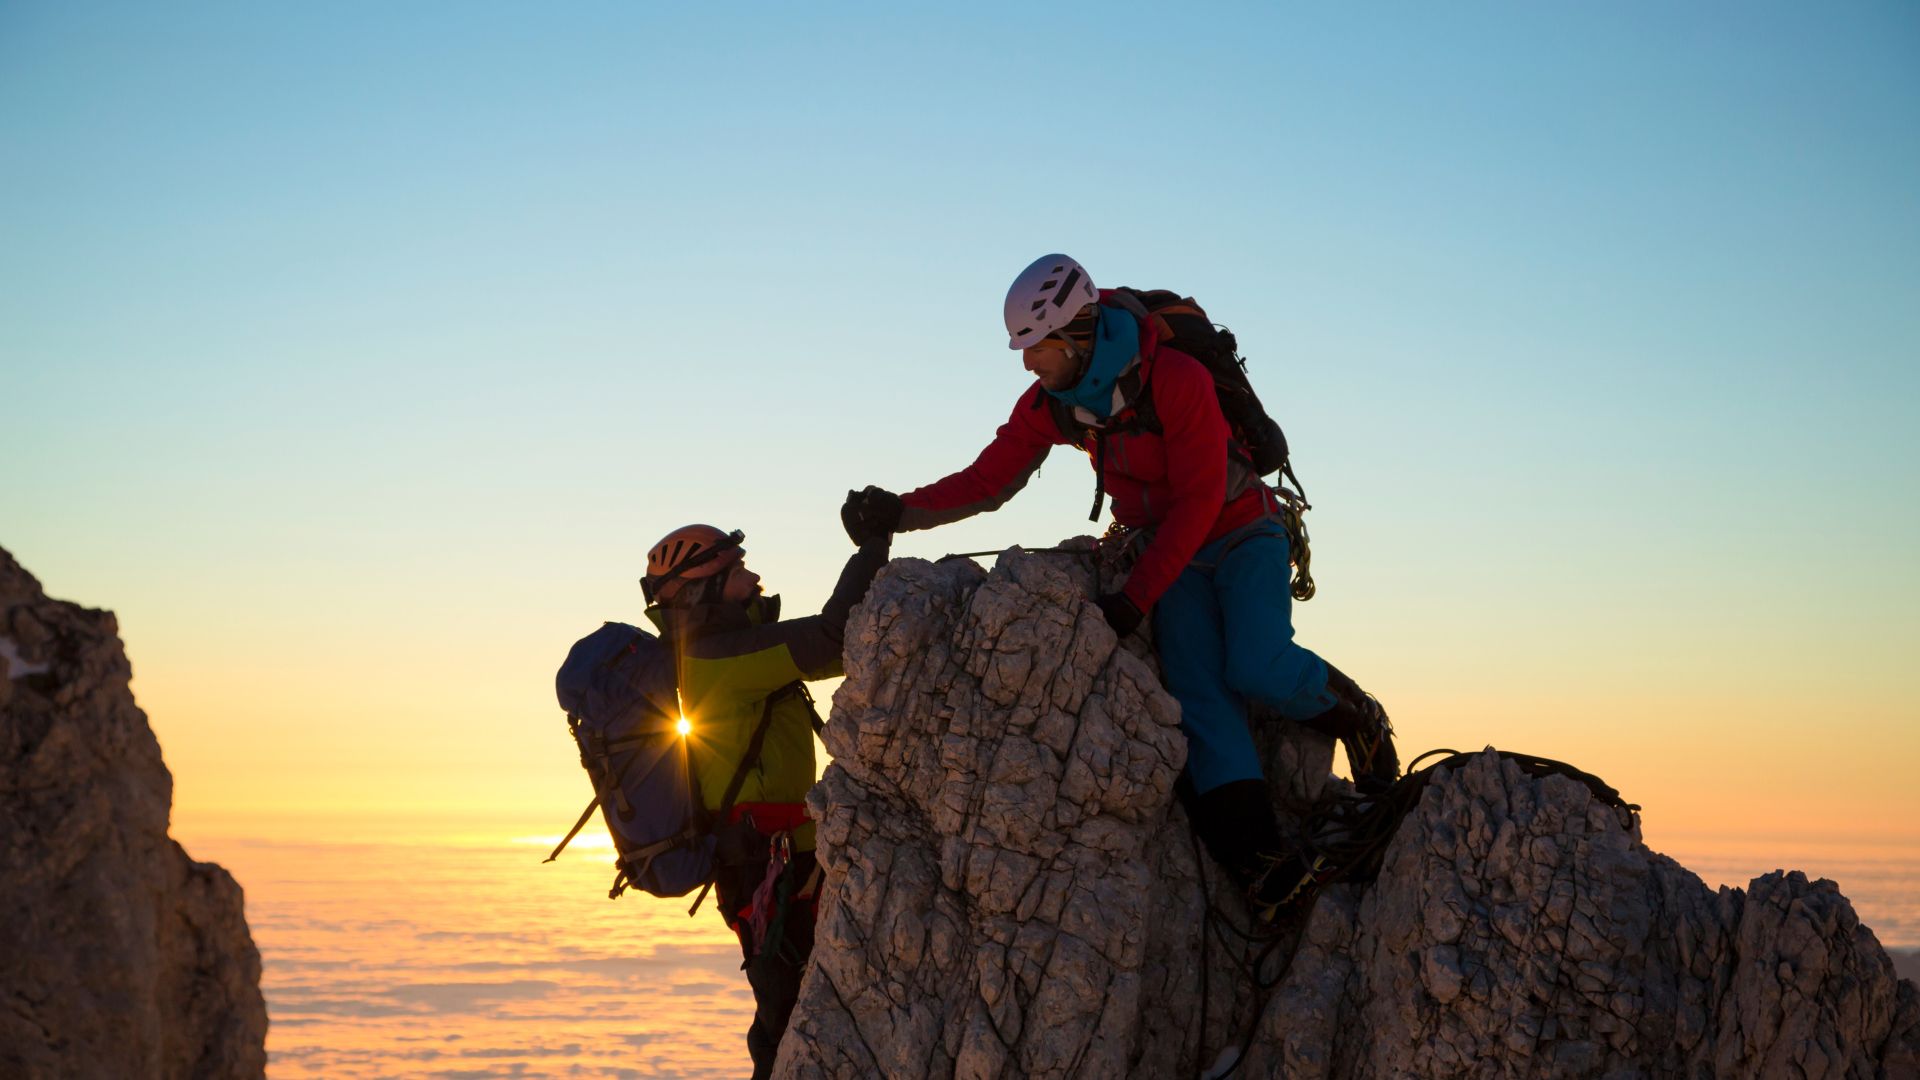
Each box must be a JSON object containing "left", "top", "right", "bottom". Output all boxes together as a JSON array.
[
  {"left": 1, "top": 547, "right": 266, "bottom": 1079},
  {"left": 778, "top": 545, "right": 1920, "bottom": 1079}
]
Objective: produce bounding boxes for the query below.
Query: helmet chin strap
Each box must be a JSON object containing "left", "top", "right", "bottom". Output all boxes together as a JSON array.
[
  {"left": 1066, "top": 344, "right": 1092, "bottom": 388},
  {"left": 1058, "top": 305, "right": 1099, "bottom": 387},
  {"left": 1044, "top": 330, "right": 1092, "bottom": 392}
]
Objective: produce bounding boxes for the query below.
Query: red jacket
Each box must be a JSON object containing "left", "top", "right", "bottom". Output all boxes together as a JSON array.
[{"left": 898, "top": 311, "right": 1272, "bottom": 611}]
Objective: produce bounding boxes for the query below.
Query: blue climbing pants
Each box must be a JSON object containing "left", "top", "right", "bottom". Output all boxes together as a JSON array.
[{"left": 1152, "top": 516, "right": 1337, "bottom": 795}]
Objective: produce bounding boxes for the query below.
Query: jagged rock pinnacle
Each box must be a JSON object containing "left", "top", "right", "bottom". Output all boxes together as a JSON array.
[
  {"left": 1, "top": 546, "right": 267, "bottom": 1079},
  {"left": 777, "top": 545, "right": 1920, "bottom": 1079}
]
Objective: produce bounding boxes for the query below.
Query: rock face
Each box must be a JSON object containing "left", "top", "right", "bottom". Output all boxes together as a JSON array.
[
  {"left": 1, "top": 547, "right": 267, "bottom": 1078},
  {"left": 778, "top": 547, "right": 1920, "bottom": 1079}
]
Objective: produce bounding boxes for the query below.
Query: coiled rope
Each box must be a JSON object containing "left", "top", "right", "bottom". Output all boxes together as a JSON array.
[
  {"left": 1300, "top": 748, "right": 1640, "bottom": 889},
  {"left": 1272, "top": 480, "right": 1314, "bottom": 602}
]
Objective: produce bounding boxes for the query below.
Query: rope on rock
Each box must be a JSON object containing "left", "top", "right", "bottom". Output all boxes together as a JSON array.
[
  {"left": 935, "top": 545, "right": 1092, "bottom": 563},
  {"left": 1185, "top": 815, "right": 1286, "bottom": 1080},
  {"left": 1301, "top": 748, "right": 1641, "bottom": 890}
]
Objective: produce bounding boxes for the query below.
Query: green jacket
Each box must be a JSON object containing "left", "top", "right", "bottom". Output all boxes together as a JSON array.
[{"left": 643, "top": 538, "right": 889, "bottom": 851}]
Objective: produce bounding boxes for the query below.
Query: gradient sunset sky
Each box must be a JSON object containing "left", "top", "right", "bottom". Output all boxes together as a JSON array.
[{"left": 4, "top": 3, "right": 1916, "bottom": 854}]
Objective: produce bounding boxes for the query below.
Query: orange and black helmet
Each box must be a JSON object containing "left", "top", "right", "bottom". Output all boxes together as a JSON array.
[{"left": 641, "top": 525, "right": 744, "bottom": 604}]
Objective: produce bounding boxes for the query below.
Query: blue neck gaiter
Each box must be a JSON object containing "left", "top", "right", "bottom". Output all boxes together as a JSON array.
[{"left": 1044, "top": 304, "right": 1139, "bottom": 419}]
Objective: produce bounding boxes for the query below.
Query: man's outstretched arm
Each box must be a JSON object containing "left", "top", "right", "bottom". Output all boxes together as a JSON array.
[{"left": 894, "top": 384, "right": 1064, "bottom": 531}]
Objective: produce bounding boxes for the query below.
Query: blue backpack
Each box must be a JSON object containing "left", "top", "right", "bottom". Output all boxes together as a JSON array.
[{"left": 545, "top": 622, "right": 781, "bottom": 910}]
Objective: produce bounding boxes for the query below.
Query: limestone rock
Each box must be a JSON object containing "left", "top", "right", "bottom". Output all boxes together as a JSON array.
[
  {"left": 1, "top": 546, "right": 267, "bottom": 1079},
  {"left": 777, "top": 545, "right": 1919, "bottom": 1079}
]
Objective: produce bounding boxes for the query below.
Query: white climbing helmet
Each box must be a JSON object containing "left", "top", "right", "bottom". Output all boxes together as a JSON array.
[{"left": 1003, "top": 254, "right": 1098, "bottom": 350}]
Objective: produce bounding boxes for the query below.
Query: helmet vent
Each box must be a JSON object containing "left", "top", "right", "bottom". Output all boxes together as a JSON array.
[
  {"left": 1003, "top": 254, "right": 1094, "bottom": 349},
  {"left": 1050, "top": 268, "right": 1083, "bottom": 306}
]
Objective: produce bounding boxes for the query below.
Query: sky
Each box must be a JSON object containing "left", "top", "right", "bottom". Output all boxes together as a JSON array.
[{"left": 4, "top": 3, "right": 1918, "bottom": 854}]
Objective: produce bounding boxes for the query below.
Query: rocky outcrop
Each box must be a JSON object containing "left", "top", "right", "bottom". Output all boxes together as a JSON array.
[
  {"left": 779, "top": 545, "right": 1920, "bottom": 1079},
  {"left": 1, "top": 547, "right": 267, "bottom": 1079}
]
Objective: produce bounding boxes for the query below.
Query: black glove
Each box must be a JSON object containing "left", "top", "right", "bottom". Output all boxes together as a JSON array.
[
  {"left": 840, "top": 486, "right": 903, "bottom": 546},
  {"left": 1097, "top": 592, "right": 1144, "bottom": 636}
]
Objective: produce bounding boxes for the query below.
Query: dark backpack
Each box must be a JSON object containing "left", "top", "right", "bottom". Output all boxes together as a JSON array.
[
  {"left": 1047, "top": 288, "right": 1302, "bottom": 520},
  {"left": 544, "top": 621, "right": 786, "bottom": 912}
]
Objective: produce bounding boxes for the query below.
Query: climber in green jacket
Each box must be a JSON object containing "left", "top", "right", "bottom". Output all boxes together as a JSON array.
[{"left": 640, "top": 521, "right": 890, "bottom": 1080}]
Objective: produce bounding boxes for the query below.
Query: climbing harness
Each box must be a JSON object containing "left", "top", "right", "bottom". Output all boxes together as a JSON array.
[
  {"left": 739, "top": 828, "right": 822, "bottom": 980},
  {"left": 746, "top": 830, "right": 797, "bottom": 975}
]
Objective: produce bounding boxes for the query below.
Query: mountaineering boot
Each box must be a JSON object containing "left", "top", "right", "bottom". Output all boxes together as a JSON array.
[
  {"left": 1305, "top": 664, "right": 1401, "bottom": 796},
  {"left": 1191, "top": 779, "right": 1325, "bottom": 924},
  {"left": 1189, "top": 779, "right": 1278, "bottom": 872}
]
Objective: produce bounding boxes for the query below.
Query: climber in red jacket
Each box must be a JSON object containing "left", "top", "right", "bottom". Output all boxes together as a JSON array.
[{"left": 841, "top": 253, "right": 1400, "bottom": 921}]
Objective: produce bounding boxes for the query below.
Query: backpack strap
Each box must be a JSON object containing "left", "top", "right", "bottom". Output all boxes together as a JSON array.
[
  {"left": 1089, "top": 437, "right": 1108, "bottom": 523},
  {"left": 545, "top": 772, "right": 611, "bottom": 864},
  {"left": 714, "top": 680, "right": 800, "bottom": 821},
  {"left": 795, "top": 681, "right": 825, "bottom": 736},
  {"left": 547, "top": 679, "right": 801, "bottom": 876},
  {"left": 543, "top": 724, "right": 661, "bottom": 865},
  {"left": 1038, "top": 390, "right": 1087, "bottom": 444},
  {"left": 679, "top": 680, "right": 804, "bottom": 915},
  {"left": 1083, "top": 366, "right": 1157, "bottom": 522}
]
